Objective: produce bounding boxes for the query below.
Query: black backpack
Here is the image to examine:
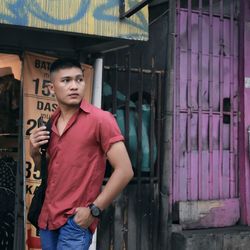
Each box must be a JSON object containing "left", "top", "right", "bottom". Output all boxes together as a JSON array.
[{"left": 27, "top": 118, "right": 51, "bottom": 230}]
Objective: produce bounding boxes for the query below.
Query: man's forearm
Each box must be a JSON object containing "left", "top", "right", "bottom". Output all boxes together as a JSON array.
[
  {"left": 93, "top": 166, "right": 133, "bottom": 210},
  {"left": 92, "top": 141, "right": 133, "bottom": 211}
]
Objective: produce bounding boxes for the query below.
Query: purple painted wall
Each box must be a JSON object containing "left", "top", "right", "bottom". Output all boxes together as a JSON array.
[
  {"left": 244, "top": 9, "right": 250, "bottom": 79},
  {"left": 240, "top": 0, "right": 250, "bottom": 224}
]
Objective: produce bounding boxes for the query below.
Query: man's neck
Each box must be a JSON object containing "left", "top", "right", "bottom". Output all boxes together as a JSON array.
[{"left": 59, "top": 105, "right": 79, "bottom": 122}]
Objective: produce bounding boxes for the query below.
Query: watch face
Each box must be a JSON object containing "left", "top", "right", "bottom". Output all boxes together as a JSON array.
[
  {"left": 90, "top": 204, "right": 101, "bottom": 217},
  {"left": 92, "top": 206, "right": 100, "bottom": 217}
]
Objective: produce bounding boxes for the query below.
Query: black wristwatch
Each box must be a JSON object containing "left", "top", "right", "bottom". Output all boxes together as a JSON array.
[{"left": 89, "top": 203, "right": 102, "bottom": 218}]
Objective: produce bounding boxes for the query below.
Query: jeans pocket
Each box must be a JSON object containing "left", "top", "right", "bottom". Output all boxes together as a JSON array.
[
  {"left": 59, "top": 218, "right": 93, "bottom": 249},
  {"left": 70, "top": 216, "right": 88, "bottom": 231}
]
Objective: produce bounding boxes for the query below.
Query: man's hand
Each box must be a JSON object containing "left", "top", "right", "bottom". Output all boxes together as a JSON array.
[
  {"left": 73, "top": 207, "right": 95, "bottom": 229},
  {"left": 29, "top": 126, "right": 50, "bottom": 157}
]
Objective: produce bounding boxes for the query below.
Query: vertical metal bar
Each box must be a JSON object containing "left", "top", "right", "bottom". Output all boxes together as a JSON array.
[
  {"left": 234, "top": 0, "right": 239, "bottom": 199},
  {"left": 218, "top": 0, "right": 224, "bottom": 199},
  {"left": 238, "top": 0, "right": 247, "bottom": 224},
  {"left": 198, "top": 0, "right": 203, "bottom": 200},
  {"left": 112, "top": 52, "right": 118, "bottom": 115},
  {"left": 136, "top": 55, "right": 143, "bottom": 250},
  {"left": 98, "top": 59, "right": 115, "bottom": 249},
  {"left": 248, "top": 126, "right": 250, "bottom": 162},
  {"left": 174, "top": 0, "right": 181, "bottom": 204},
  {"left": 229, "top": 0, "right": 235, "bottom": 198},
  {"left": 123, "top": 53, "right": 131, "bottom": 249},
  {"left": 159, "top": 0, "right": 175, "bottom": 248},
  {"left": 111, "top": 52, "right": 118, "bottom": 248},
  {"left": 119, "top": 0, "right": 125, "bottom": 19},
  {"left": 155, "top": 72, "right": 162, "bottom": 248},
  {"left": 124, "top": 55, "right": 131, "bottom": 156},
  {"left": 156, "top": 73, "right": 162, "bottom": 181},
  {"left": 149, "top": 57, "right": 156, "bottom": 250},
  {"left": 187, "top": 0, "right": 192, "bottom": 200},
  {"left": 92, "top": 58, "right": 103, "bottom": 108},
  {"left": 13, "top": 57, "right": 25, "bottom": 250},
  {"left": 208, "top": 0, "right": 214, "bottom": 199}
]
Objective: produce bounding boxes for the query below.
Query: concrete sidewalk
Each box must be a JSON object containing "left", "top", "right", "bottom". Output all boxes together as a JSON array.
[{"left": 171, "top": 226, "right": 250, "bottom": 250}]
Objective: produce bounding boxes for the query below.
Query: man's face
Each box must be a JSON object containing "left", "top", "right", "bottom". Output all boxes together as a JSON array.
[{"left": 50, "top": 67, "right": 85, "bottom": 107}]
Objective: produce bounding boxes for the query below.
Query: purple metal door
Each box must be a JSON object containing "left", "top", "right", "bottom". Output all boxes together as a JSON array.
[
  {"left": 239, "top": 0, "right": 250, "bottom": 226},
  {"left": 173, "top": 1, "right": 239, "bottom": 228}
]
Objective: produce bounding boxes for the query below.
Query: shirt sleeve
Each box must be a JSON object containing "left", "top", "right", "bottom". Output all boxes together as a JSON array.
[{"left": 98, "top": 111, "right": 124, "bottom": 154}]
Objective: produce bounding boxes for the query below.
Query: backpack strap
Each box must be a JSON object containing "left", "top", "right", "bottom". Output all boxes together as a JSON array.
[{"left": 40, "top": 118, "right": 52, "bottom": 182}]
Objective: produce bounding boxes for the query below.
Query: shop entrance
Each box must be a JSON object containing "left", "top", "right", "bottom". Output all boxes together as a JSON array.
[{"left": 0, "top": 53, "right": 22, "bottom": 250}]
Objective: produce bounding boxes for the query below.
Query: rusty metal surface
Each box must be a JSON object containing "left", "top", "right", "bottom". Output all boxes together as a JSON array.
[{"left": 97, "top": 48, "right": 163, "bottom": 249}]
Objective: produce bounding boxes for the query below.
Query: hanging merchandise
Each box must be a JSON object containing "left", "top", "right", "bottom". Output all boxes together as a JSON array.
[
  {"left": 0, "top": 156, "right": 17, "bottom": 250},
  {"left": 130, "top": 91, "right": 157, "bottom": 172},
  {"left": 0, "top": 67, "right": 20, "bottom": 134},
  {"left": 102, "top": 83, "right": 157, "bottom": 172}
]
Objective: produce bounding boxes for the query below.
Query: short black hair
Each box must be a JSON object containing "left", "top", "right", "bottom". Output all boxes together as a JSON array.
[{"left": 50, "top": 58, "right": 82, "bottom": 74}]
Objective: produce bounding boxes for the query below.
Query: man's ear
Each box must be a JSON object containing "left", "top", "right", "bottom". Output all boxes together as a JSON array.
[{"left": 48, "top": 82, "right": 55, "bottom": 95}]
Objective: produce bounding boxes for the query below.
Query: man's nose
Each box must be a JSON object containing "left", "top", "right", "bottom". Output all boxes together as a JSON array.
[{"left": 70, "top": 79, "right": 78, "bottom": 88}]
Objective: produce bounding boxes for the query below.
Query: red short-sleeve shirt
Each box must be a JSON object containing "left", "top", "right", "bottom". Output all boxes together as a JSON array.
[{"left": 38, "top": 99, "right": 124, "bottom": 233}]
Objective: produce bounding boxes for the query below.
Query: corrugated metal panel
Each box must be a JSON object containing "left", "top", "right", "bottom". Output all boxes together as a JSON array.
[
  {"left": 0, "top": 0, "right": 148, "bottom": 40},
  {"left": 173, "top": 1, "right": 239, "bottom": 203}
]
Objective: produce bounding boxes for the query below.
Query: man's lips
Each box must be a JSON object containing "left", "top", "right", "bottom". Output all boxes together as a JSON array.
[{"left": 68, "top": 93, "right": 79, "bottom": 98}]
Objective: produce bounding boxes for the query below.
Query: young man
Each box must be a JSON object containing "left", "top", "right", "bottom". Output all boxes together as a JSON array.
[{"left": 29, "top": 58, "right": 134, "bottom": 250}]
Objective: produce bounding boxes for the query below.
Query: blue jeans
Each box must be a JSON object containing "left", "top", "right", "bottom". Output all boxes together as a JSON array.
[{"left": 40, "top": 217, "right": 93, "bottom": 250}]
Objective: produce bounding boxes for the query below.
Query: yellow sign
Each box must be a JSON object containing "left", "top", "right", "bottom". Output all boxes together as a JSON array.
[{"left": 0, "top": 0, "right": 148, "bottom": 40}]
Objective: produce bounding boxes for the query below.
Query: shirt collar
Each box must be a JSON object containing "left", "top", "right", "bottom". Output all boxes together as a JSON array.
[
  {"left": 79, "top": 99, "right": 91, "bottom": 113},
  {"left": 51, "top": 98, "right": 91, "bottom": 120},
  {"left": 50, "top": 99, "right": 91, "bottom": 136}
]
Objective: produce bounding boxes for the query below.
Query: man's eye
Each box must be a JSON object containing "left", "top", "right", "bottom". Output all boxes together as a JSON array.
[
  {"left": 77, "top": 78, "right": 84, "bottom": 83},
  {"left": 62, "top": 79, "right": 70, "bottom": 83}
]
